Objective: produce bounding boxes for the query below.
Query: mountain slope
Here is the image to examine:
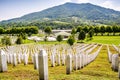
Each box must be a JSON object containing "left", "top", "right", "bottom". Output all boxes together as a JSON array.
[{"left": 1, "top": 2, "right": 120, "bottom": 24}]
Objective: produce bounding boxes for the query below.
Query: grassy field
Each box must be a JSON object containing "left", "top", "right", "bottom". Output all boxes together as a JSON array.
[
  {"left": 22, "top": 36, "right": 120, "bottom": 46},
  {"left": 0, "top": 45, "right": 119, "bottom": 80},
  {"left": 86, "top": 36, "right": 120, "bottom": 45},
  {"left": 0, "top": 36, "right": 120, "bottom": 80}
]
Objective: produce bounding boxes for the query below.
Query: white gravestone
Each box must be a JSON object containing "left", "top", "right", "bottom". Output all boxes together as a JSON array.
[
  {"left": 57, "top": 54, "right": 61, "bottom": 66},
  {"left": 13, "top": 53, "right": 17, "bottom": 66},
  {"left": 33, "top": 53, "right": 38, "bottom": 70},
  {"left": 0, "top": 50, "right": 7, "bottom": 72},
  {"left": 18, "top": 53, "right": 21, "bottom": 64},
  {"left": 51, "top": 54, "right": 55, "bottom": 67},
  {"left": 38, "top": 49, "right": 48, "bottom": 80},
  {"left": 61, "top": 54, "right": 66, "bottom": 66},
  {"left": 112, "top": 54, "right": 118, "bottom": 71},
  {"left": 66, "top": 54, "right": 72, "bottom": 74},
  {"left": 78, "top": 54, "right": 82, "bottom": 69},
  {"left": 73, "top": 54, "right": 78, "bottom": 70},
  {"left": 23, "top": 53, "right": 28, "bottom": 65}
]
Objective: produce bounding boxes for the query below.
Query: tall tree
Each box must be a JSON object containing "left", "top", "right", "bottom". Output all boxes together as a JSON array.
[
  {"left": 94, "top": 26, "right": 99, "bottom": 36},
  {"left": 88, "top": 29, "right": 94, "bottom": 40},
  {"left": 76, "top": 26, "right": 82, "bottom": 33},
  {"left": 112, "top": 25, "right": 118, "bottom": 36},
  {"left": 78, "top": 30, "right": 86, "bottom": 42},
  {"left": 83, "top": 26, "right": 88, "bottom": 33},
  {"left": 106, "top": 26, "right": 112, "bottom": 36},
  {"left": 44, "top": 26, "right": 52, "bottom": 36},
  {"left": 67, "top": 35, "right": 75, "bottom": 46},
  {"left": 100, "top": 26, "right": 105, "bottom": 36},
  {"left": 71, "top": 27, "right": 76, "bottom": 34}
]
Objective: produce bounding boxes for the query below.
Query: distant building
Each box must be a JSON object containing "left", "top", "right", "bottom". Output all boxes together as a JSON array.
[
  {"left": 52, "top": 30, "right": 71, "bottom": 33},
  {"left": 55, "top": 31, "right": 71, "bottom": 38}
]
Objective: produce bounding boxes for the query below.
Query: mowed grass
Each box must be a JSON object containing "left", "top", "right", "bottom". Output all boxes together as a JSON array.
[
  {"left": 22, "top": 36, "right": 120, "bottom": 46},
  {"left": 86, "top": 36, "right": 120, "bottom": 45},
  {"left": 0, "top": 45, "right": 119, "bottom": 80}
]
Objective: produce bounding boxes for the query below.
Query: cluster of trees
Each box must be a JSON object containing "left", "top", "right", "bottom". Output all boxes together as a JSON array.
[
  {"left": 0, "top": 26, "right": 38, "bottom": 35},
  {"left": 0, "top": 26, "right": 39, "bottom": 46},
  {"left": 71, "top": 25, "right": 120, "bottom": 36},
  {"left": 29, "top": 22, "right": 74, "bottom": 30},
  {"left": 94, "top": 25, "right": 120, "bottom": 36},
  {"left": 1, "top": 34, "right": 25, "bottom": 46}
]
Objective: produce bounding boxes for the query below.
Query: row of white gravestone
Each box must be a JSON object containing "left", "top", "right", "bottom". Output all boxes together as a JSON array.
[
  {"left": 5, "top": 53, "right": 28, "bottom": 66},
  {"left": 0, "top": 48, "right": 48, "bottom": 80},
  {"left": 50, "top": 53, "right": 66, "bottom": 67},
  {"left": 49, "top": 44, "right": 98, "bottom": 68},
  {"left": 107, "top": 45, "right": 119, "bottom": 71},
  {"left": 107, "top": 45, "right": 113, "bottom": 63},
  {"left": 112, "top": 44, "right": 119, "bottom": 52},
  {"left": 85, "top": 45, "right": 98, "bottom": 54},
  {"left": 66, "top": 46, "right": 102, "bottom": 74}
]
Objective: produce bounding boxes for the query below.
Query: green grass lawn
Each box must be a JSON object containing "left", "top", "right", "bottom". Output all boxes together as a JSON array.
[
  {"left": 0, "top": 36, "right": 120, "bottom": 80},
  {"left": 86, "top": 36, "right": 120, "bottom": 45},
  {"left": 23, "top": 36, "right": 120, "bottom": 46},
  {"left": 0, "top": 45, "right": 119, "bottom": 80}
]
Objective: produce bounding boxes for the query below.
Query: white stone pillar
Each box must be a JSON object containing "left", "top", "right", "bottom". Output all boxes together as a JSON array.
[
  {"left": 66, "top": 54, "right": 72, "bottom": 74},
  {"left": 18, "top": 53, "right": 21, "bottom": 64},
  {"left": 9, "top": 53, "right": 13, "bottom": 64},
  {"left": 51, "top": 54, "right": 55, "bottom": 67},
  {"left": 13, "top": 53, "right": 17, "bottom": 66},
  {"left": 23, "top": 53, "right": 28, "bottom": 65},
  {"left": 81, "top": 54, "right": 84, "bottom": 68},
  {"left": 0, "top": 50, "right": 7, "bottom": 72},
  {"left": 118, "top": 45, "right": 120, "bottom": 79},
  {"left": 38, "top": 49, "right": 48, "bottom": 80},
  {"left": 78, "top": 54, "right": 81, "bottom": 69},
  {"left": 57, "top": 54, "right": 61, "bottom": 66},
  {"left": 33, "top": 53, "right": 38, "bottom": 70},
  {"left": 73, "top": 54, "right": 78, "bottom": 70},
  {"left": 112, "top": 54, "right": 118, "bottom": 71},
  {"left": 62, "top": 54, "right": 66, "bottom": 66}
]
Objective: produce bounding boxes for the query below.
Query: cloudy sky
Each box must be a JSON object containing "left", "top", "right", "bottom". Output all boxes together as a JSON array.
[{"left": 0, "top": 0, "right": 120, "bottom": 21}]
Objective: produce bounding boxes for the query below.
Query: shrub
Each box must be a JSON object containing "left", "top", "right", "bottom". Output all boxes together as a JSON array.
[
  {"left": 16, "top": 36, "right": 23, "bottom": 44},
  {"left": 56, "top": 35, "right": 63, "bottom": 42},
  {"left": 1, "top": 36, "right": 12, "bottom": 46}
]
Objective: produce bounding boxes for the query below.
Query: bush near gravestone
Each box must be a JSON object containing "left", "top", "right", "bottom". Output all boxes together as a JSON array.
[
  {"left": 67, "top": 35, "right": 75, "bottom": 46},
  {"left": 16, "top": 36, "right": 23, "bottom": 44},
  {"left": 44, "top": 36, "right": 48, "bottom": 42},
  {"left": 20, "top": 32, "right": 27, "bottom": 40},
  {"left": 78, "top": 30, "right": 86, "bottom": 42},
  {"left": 71, "top": 27, "right": 76, "bottom": 34},
  {"left": 44, "top": 26, "right": 52, "bottom": 36},
  {"left": 1, "top": 36, "right": 12, "bottom": 46},
  {"left": 88, "top": 29, "right": 94, "bottom": 40},
  {"left": 28, "top": 32, "right": 32, "bottom": 37},
  {"left": 56, "top": 35, "right": 63, "bottom": 42}
]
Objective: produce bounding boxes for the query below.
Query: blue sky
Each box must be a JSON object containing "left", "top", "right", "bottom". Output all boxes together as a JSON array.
[{"left": 0, "top": 0, "right": 120, "bottom": 21}]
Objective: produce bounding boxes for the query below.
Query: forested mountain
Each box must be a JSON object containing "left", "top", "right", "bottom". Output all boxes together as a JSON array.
[{"left": 1, "top": 2, "right": 120, "bottom": 25}]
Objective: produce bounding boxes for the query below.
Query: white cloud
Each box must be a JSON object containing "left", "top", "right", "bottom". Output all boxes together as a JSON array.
[
  {"left": 101, "top": 1, "right": 113, "bottom": 8},
  {"left": 100, "top": 0, "right": 120, "bottom": 11},
  {"left": 71, "top": 0, "right": 90, "bottom": 3}
]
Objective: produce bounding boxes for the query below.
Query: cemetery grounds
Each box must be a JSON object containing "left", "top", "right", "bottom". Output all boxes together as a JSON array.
[{"left": 0, "top": 36, "right": 120, "bottom": 80}]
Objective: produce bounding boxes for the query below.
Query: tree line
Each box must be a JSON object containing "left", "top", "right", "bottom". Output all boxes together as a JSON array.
[
  {"left": 74, "top": 25, "right": 120, "bottom": 36},
  {"left": 0, "top": 26, "right": 38, "bottom": 35}
]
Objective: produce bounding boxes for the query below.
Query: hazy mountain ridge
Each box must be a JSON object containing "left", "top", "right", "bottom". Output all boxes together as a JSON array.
[{"left": 1, "top": 2, "right": 120, "bottom": 25}]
